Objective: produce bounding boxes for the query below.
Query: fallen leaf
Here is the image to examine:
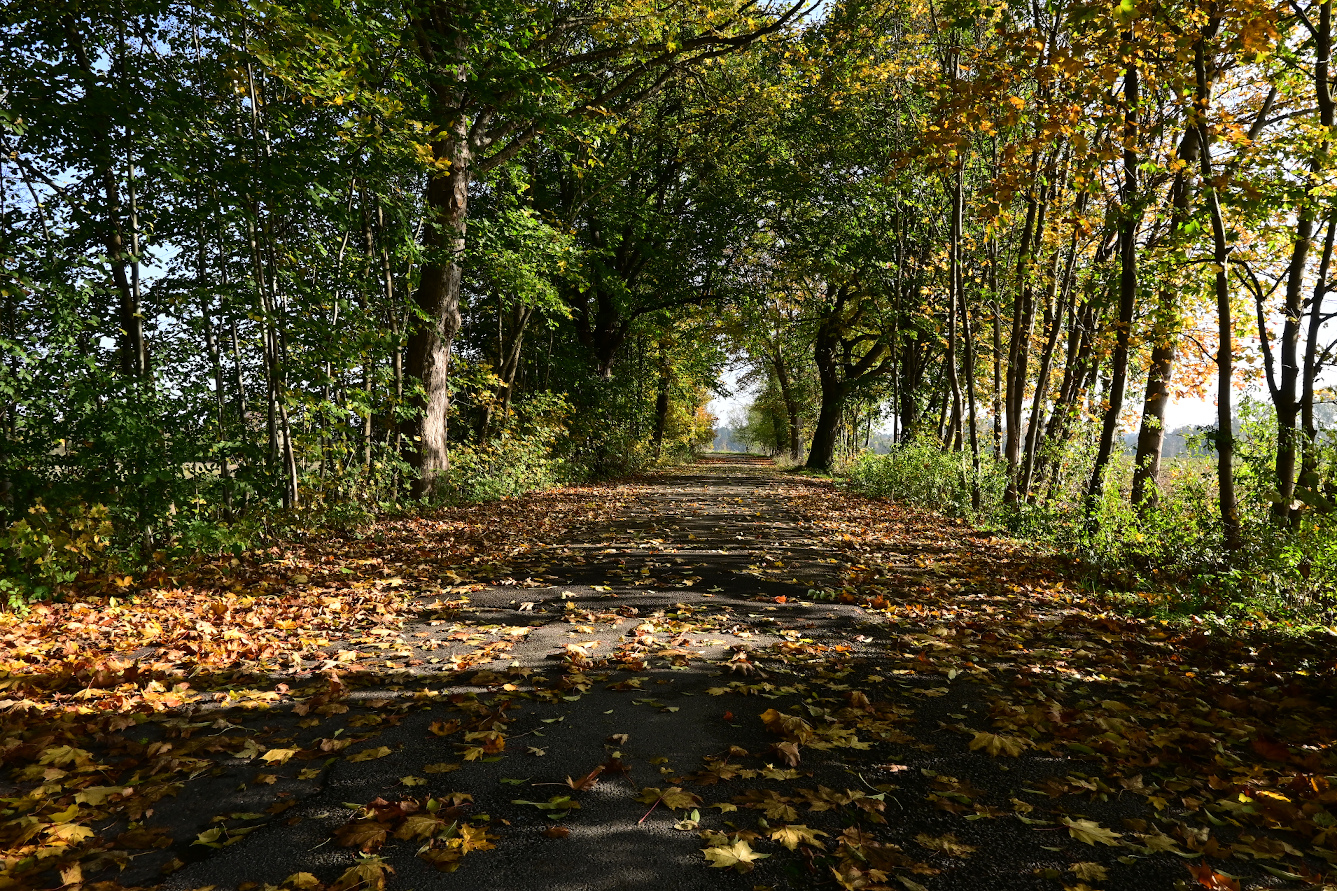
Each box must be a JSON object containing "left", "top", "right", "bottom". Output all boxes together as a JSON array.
[
  {"left": 702, "top": 839, "right": 769, "bottom": 872},
  {"left": 347, "top": 746, "right": 393, "bottom": 762},
  {"left": 1063, "top": 818, "right": 1122, "bottom": 847},
  {"left": 915, "top": 832, "right": 976, "bottom": 857},
  {"left": 771, "top": 824, "right": 828, "bottom": 850}
]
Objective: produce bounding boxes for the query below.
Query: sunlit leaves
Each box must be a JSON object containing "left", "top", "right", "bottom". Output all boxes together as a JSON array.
[
  {"left": 1062, "top": 817, "right": 1123, "bottom": 847},
  {"left": 701, "top": 838, "right": 769, "bottom": 871}
]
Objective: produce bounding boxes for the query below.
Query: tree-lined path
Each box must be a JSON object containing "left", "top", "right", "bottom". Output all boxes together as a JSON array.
[{"left": 4, "top": 457, "right": 1334, "bottom": 890}]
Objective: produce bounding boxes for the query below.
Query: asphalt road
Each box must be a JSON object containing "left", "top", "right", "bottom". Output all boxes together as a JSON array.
[{"left": 126, "top": 459, "right": 1206, "bottom": 891}]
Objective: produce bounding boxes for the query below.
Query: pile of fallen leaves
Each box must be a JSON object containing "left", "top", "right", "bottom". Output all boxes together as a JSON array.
[
  {"left": 0, "top": 485, "right": 625, "bottom": 890},
  {"left": 769, "top": 482, "right": 1337, "bottom": 890}
]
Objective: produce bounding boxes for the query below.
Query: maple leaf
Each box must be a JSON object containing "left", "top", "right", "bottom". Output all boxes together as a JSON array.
[
  {"left": 1062, "top": 817, "right": 1122, "bottom": 846},
  {"left": 566, "top": 765, "right": 604, "bottom": 791},
  {"left": 394, "top": 814, "right": 446, "bottom": 841},
  {"left": 1137, "top": 831, "right": 1184, "bottom": 854},
  {"left": 760, "top": 707, "right": 814, "bottom": 742},
  {"left": 638, "top": 787, "right": 702, "bottom": 810},
  {"left": 45, "top": 822, "right": 95, "bottom": 843},
  {"left": 702, "top": 839, "right": 769, "bottom": 872},
  {"left": 283, "top": 874, "right": 322, "bottom": 890},
  {"left": 452, "top": 824, "right": 497, "bottom": 853},
  {"left": 968, "top": 731, "right": 1028, "bottom": 757},
  {"left": 771, "top": 824, "right": 829, "bottom": 850},
  {"left": 331, "top": 855, "right": 394, "bottom": 891},
  {"left": 74, "top": 785, "right": 126, "bottom": 806},
  {"left": 773, "top": 740, "right": 802, "bottom": 766},
  {"left": 261, "top": 747, "right": 298, "bottom": 764},
  {"left": 734, "top": 789, "right": 799, "bottom": 822},
  {"left": 40, "top": 745, "right": 93, "bottom": 767},
  {"left": 1071, "top": 862, "right": 1108, "bottom": 882},
  {"left": 915, "top": 832, "right": 976, "bottom": 857},
  {"left": 418, "top": 848, "right": 464, "bottom": 872},
  {"left": 347, "top": 746, "right": 393, "bottom": 762},
  {"left": 1186, "top": 861, "right": 1241, "bottom": 890},
  {"left": 512, "top": 795, "right": 580, "bottom": 812},
  {"left": 335, "top": 819, "right": 388, "bottom": 852}
]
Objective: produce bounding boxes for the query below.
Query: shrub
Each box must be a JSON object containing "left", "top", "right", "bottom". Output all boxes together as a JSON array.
[
  {"left": 0, "top": 501, "right": 116, "bottom": 608},
  {"left": 445, "top": 393, "right": 572, "bottom": 502},
  {"left": 843, "top": 440, "right": 1005, "bottom": 518}
]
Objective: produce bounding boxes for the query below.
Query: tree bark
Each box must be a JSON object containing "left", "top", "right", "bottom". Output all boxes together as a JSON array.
[
  {"left": 772, "top": 357, "right": 802, "bottom": 460},
  {"left": 1195, "top": 33, "right": 1242, "bottom": 550},
  {"left": 1132, "top": 131, "right": 1198, "bottom": 508},
  {"left": 1274, "top": 0, "right": 1333, "bottom": 520},
  {"left": 1004, "top": 152, "right": 1048, "bottom": 501},
  {"left": 1299, "top": 214, "right": 1336, "bottom": 509},
  {"left": 1086, "top": 52, "right": 1140, "bottom": 523},
  {"left": 62, "top": 15, "right": 147, "bottom": 380},
  {"left": 651, "top": 338, "right": 671, "bottom": 456},
  {"left": 404, "top": 112, "right": 469, "bottom": 498}
]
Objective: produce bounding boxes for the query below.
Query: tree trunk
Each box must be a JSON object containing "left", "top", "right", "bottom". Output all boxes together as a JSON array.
[
  {"left": 1276, "top": 0, "right": 1333, "bottom": 520},
  {"left": 1132, "top": 137, "right": 1197, "bottom": 508},
  {"left": 1020, "top": 233, "right": 1072, "bottom": 498},
  {"left": 807, "top": 326, "right": 847, "bottom": 470},
  {"left": 772, "top": 358, "right": 802, "bottom": 459},
  {"left": 404, "top": 119, "right": 469, "bottom": 498},
  {"left": 652, "top": 339, "right": 671, "bottom": 456},
  {"left": 1004, "top": 154, "right": 1047, "bottom": 501},
  {"left": 1299, "top": 216, "right": 1336, "bottom": 509},
  {"left": 989, "top": 238, "right": 1003, "bottom": 458},
  {"left": 1086, "top": 54, "right": 1139, "bottom": 523},
  {"left": 1195, "top": 35, "right": 1242, "bottom": 550},
  {"left": 946, "top": 168, "right": 965, "bottom": 455},
  {"left": 62, "top": 15, "right": 146, "bottom": 380},
  {"left": 807, "top": 389, "right": 846, "bottom": 471}
]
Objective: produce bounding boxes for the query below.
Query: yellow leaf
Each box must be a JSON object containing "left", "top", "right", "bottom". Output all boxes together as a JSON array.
[
  {"left": 637, "top": 787, "right": 701, "bottom": 810},
  {"left": 394, "top": 814, "right": 445, "bottom": 841},
  {"left": 46, "top": 821, "right": 94, "bottom": 843},
  {"left": 75, "top": 785, "right": 125, "bottom": 806},
  {"left": 969, "top": 731, "right": 1028, "bottom": 757},
  {"left": 770, "top": 824, "right": 828, "bottom": 850},
  {"left": 702, "top": 839, "right": 769, "bottom": 872},
  {"left": 331, "top": 855, "right": 393, "bottom": 891},
  {"left": 1062, "top": 817, "right": 1122, "bottom": 846},
  {"left": 346, "top": 746, "right": 393, "bottom": 763},
  {"left": 262, "top": 748, "right": 299, "bottom": 764},
  {"left": 915, "top": 832, "right": 976, "bottom": 857},
  {"left": 1071, "top": 862, "right": 1109, "bottom": 881}
]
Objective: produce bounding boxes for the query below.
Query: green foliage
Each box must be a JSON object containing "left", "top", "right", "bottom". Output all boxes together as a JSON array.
[
  {"left": 446, "top": 395, "right": 572, "bottom": 503},
  {"left": 0, "top": 502, "right": 116, "bottom": 608},
  {"left": 844, "top": 404, "right": 1337, "bottom": 627},
  {"left": 843, "top": 441, "right": 1005, "bottom": 518}
]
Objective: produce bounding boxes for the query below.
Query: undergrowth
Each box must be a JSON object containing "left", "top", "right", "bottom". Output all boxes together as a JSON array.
[{"left": 841, "top": 411, "right": 1337, "bottom": 629}]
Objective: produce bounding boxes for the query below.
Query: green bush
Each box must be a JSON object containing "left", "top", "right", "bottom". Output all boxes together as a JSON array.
[
  {"left": 445, "top": 394, "right": 572, "bottom": 502},
  {"left": 0, "top": 501, "right": 117, "bottom": 608},
  {"left": 843, "top": 440, "right": 1005, "bottom": 518},
  {"left": 446, "top": 430, "right": 567, "bottom": 502}
]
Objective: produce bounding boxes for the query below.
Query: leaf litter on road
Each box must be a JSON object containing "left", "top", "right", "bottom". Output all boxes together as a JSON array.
[{"left": 2, "top": 460, "right": 1335, "bottom": 891}]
